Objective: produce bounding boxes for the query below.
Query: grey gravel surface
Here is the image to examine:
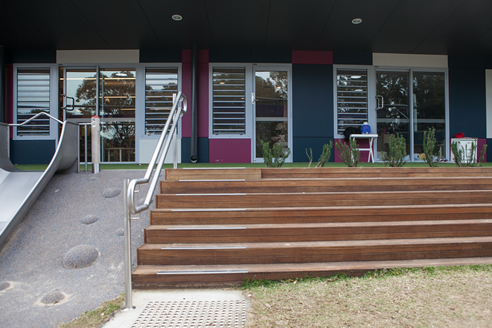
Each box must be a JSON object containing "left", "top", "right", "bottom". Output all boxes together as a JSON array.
[{"left": 0, "top": 170, "right": 157, "bottom": 327}]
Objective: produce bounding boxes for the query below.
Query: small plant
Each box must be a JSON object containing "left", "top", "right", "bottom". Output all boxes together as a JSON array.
[
  {"left": 335, "top": 139, "right": 360, "bottom": 167},
  {"left": 382, "top": 134, "right": 407, "bottom": 167},
  {"left": 262, "top": 141, "right": 290, "bottom": 168},
  {"left": 451, "top": 141, "right": 487, "bottom": 167},
  {"left": 423, "top": 127, "right": 438, "bottom": 167},
  {"left": 316, "top": 141, "right": 333, "bottom": 168},
  {"left": 306, "top": 148, "right": 313, "bottom": 167}
]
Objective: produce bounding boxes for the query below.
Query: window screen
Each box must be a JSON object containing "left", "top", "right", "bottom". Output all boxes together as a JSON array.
[
  {"left": 145, "top": 68, "right": 179, "bottom": 136},
  {"left": 212, "top": 68, "right": 246, "bottom": 135},
  {"left": 16, "top": 68, "right": 51, "bottom": 136},
  {"left": 336, "top": 69, "right": 368, "bottom": 135}
]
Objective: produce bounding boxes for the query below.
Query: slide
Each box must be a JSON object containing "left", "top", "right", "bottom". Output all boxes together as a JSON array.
[{"left": 0, "top": 121, "right": 79, "bottom": 249}]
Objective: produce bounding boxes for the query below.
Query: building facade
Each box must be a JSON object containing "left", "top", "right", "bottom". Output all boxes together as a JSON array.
[{"left": 1, "top": 1, "right": 492, "bottom": 164}]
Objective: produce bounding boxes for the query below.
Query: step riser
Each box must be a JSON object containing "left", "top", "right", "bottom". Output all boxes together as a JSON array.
[
  {"left": 161, "top": 180, "right": 492, "bottom": 194},
  {"left": 145, "top": 226, "right": 492, "bottom": 244},
  {"left": 138, "top": 243, "right": 492, "bottom": 265},
  {"left": 151, "top": 209, "right": 492, "bottom": 225},
  {"left": 157, "top": 193, "right": 492, "bottom": 209}
]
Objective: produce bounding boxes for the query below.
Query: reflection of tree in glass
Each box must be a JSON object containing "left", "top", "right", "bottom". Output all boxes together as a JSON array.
[
  {"left": 413, "top": 73, "right": 445, "bottom": 120},
  {"left": 75, "top": 71, "right": 136, "bottom": 148},
  {"left": 255, "top": 72, "right": 288, "bottom": 102},
  {"left": 377, "top": 73, "right": 409, "bottom": 134}
]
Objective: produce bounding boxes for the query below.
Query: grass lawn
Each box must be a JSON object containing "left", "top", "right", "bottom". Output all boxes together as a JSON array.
[{"left": 243, "top": 265, "right": 492, "bottom": 328}]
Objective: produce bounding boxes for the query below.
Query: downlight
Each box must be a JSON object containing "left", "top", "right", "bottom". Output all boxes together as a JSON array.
[
  {"left": 172, "top": 14, "right": 183, "bottom": 21},
  {"left": 352, "top": 18, "right": 362, "bottom": 25}
]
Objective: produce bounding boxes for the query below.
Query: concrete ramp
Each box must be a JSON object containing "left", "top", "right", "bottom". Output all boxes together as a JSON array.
[{"left": 0, "top": 121, "right": 79, "bottom": 249}]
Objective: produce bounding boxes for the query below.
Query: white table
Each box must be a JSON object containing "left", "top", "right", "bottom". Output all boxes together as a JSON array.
[{"left": 350, "top": 134, "right": 378, "bottom": 163}]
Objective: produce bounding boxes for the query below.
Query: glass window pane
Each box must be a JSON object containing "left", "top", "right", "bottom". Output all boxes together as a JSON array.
[
  {"left": 145, "top": 68, "right": 178, "bottom": 136},
  {"left": 212, "top": 68, "right": 246, "bottom": 135},
  {"left": 413, "top": 72, "right": 446, "bottom": 158},
  {"left": 16, "top": 68, "right": 51, "bottom": 136},
  {"left": 337, "top": 69, "right": 368, "bottom": 135}
]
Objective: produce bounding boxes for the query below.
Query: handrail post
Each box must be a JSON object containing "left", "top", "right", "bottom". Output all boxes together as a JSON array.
[
  {"left": 173, "top": 93, "right": 178, "bottom": 169},
  {"left": 91, "top": 116, "right": 100, "bottom": 174},
  {"left": 123, "top": 178, "right": 134, "bottom": 310}
]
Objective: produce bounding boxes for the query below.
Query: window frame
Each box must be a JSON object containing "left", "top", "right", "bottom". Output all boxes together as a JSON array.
[
  {"left": 13, "top": 64, "right": 59, "bottom": 140},
  {"left": 208, "top": 63, "right": 253, "bottom": 139}
]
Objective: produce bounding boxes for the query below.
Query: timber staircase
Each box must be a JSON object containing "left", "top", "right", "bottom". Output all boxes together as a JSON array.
[{"left": 133, "top": 167, "right": 492, "bottom": 288}]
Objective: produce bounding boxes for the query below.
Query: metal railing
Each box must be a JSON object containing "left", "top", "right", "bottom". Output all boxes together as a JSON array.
[{"left": 123, "top": 92, "right": 187, "bottom": 310}]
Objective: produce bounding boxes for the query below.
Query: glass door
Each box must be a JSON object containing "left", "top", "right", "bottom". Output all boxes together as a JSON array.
[
  {"left": 253, "top": 67, "right": 291, "bottom": 162},
  {"left": 61, "top": 67, "right": 136, "bottom": 162},
  {"left": 412, "top": 72, "right": 446, "bottom": 159},
  {"left": 375, "top": 71, "right": 410, "bottom": 161}
]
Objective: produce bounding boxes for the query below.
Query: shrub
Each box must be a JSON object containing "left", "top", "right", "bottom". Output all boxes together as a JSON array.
[
  {"left": 316, "top": 141, "right": 333, "bottom": 168},
  {"left": 262, "top": 141, "right": 291, "bottom": 168},
  {"left": 382, "top": 134, "right": 406, "bottom": 167},
  {"left": 423, "top": 127, "right": 438, "bottom": 167},
  {"left": 451, "top": 141, "right": 487, "bottom": 167},
  {"left": 335, "top": 139, "right": 360, "bottom": 167}
]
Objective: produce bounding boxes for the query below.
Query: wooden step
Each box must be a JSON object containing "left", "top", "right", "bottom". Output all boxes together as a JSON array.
[
  {"left": 151, "top": 204, "right": 492, "bottom": 225},
  {"left": 137, "top": 237, "right": 492, "bottom": 266},
  {"left": 160, "top": 177, "right": 492, "bottom": 194},
  {"left": 261, "top": 167, "right": 492, "bottom": 179},
  {"left": 132, "top": 257, "right": 492, "bottom": 288},
  {"left": 144, "top": 219, "right": 492, "bottom": 244},
  {"left": 165, "top": 168, "right": 261, "bottom": 181},
  {"left": 156, "top": 190, "right": 492, "bottom": 209},
  {"left": 164, "top": 168, "right": 492, "bottom": 181}
]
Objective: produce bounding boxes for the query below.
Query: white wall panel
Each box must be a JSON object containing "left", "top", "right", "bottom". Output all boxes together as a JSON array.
[
  {"left": 139, "top": 138, "right": 181, "bottom": 164},
  {"left": 57, "top": 50, "right": 139, "bottom": 64},
  {"left": 373, "top": 53, "right": 448, "bottom": 68},
  {"left": 486, "top": 70, "right": 492, "bottom": 138}
]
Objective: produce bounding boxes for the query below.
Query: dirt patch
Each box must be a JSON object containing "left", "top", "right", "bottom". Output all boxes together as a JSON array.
[{"left": 244, "top": 267, "right": 492, "bottom": 327}]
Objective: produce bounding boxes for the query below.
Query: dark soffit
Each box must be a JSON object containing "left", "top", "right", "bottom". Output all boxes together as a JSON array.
[{"left": 1, "top": 0, "right": 492, "bottom": 56}]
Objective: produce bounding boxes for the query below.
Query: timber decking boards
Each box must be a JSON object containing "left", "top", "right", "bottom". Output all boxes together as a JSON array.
[
  {"left": 137, "top": 237, "right": 492, "bottom": 266},
  {"left": 144, "top": 219, "right": 492, "bottom": 244},
  {"left": 151, "top": 204, "right": 492, "bottom": 225},
  {"left": 160, "top": 177, "right": 492, "bottom": 194},
  {"left": 132, "top": 257, "right": 492, "bottom": 288},
  {"left": 261, "top": 167, "right": 492, "bottom": 179},
  {"left": 134, "top": 167, "right": 492, "bottom": 287},
  {"left": 156, "top": 190, "right": 492, "bottom": 208}
]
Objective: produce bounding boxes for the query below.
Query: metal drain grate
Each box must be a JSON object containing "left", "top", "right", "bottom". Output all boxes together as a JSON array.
[{"left": 131, "top": 300, "right": 247, "bottom": 328}]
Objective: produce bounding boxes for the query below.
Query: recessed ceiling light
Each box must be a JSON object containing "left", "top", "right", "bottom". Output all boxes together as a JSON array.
[
  {"left": 172, "top": 14, "right": 183, "bottom": 21},
  {"left": 352, "top": 18, "right": 362, "bottom": 25}
]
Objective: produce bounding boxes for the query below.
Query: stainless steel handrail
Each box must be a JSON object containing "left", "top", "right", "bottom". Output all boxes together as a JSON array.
[
  {"left": 123, "top": 91, "right": 187, "bottom": 310},
  {"left": 128, "top": 91, "right": 187, "bottom": 214},
  {"left": 10, "top": 111, "right": 63, "bottom": 126}
]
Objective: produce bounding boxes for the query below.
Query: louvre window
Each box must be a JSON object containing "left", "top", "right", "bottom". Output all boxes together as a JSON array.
[
  {"left": 145, "top": 68, "right": 179, "bottom": 136},
  {"left": 16, "top": 68, "right": 51, "bottom": 136},
  {"left": 336, "top": 69, "right": 368, "bottom": 135},
  {"left": 212, "top": 68, "right": 246, "bottom": 135}
]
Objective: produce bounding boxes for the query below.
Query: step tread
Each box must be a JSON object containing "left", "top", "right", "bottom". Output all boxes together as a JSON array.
[
  {"left": 146, "top": 219, "right": 492, "bottom": 230},
  {"left": 152, "top": 203, "right": 492, "bottom": 212},
  {"left": 139, "top": 236, "right": 492, "bottom": 250},
  {"left": 133, "top": 257, "right": 492, "bottom": 275}
]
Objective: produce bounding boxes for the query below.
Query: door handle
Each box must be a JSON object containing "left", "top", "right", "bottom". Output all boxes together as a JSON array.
[
  {"left": 376, "top": 95, "right": 384, "bottom": 110},
  {"left": 251, "top": 92, "right": 255, "bottom": 105}
]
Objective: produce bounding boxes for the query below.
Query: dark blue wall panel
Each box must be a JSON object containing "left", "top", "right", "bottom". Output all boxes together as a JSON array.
[
  {"left": 292, "top": 64, "right": 333, "bottom": 161},
  {"left": 209, "top": 50, "right": 291, "bottom": 63},
  {"left": 139, "top": 49, "right": 182, "bottom": 63},
  {"left": 487, "top": 139, "right": 492, "bottom": 162},
  {"left": 293, "top": 137, "right": 334, "bottom": 162},
  {"left": 333, "top": 52, "right": 372, "bottom": 65},
  {"left": 448, "top": 55, "right": 486, "bottom": 69},
  {"left": 8, "top": 50, "right": 56, "bottom": 64},
  {"left": 10, "top": 139, "right": 56, "bottom": 164},
  {"left": 181, "top": 137, "right": 209, "bottom": 163},
  {"left": 449, "top": 68, "right": 486, "bottom": 139}
]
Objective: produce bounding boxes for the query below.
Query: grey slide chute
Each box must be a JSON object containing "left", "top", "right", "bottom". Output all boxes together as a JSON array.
[{"left": 0, "top": 121, "right": 79, "bottom": 249}]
